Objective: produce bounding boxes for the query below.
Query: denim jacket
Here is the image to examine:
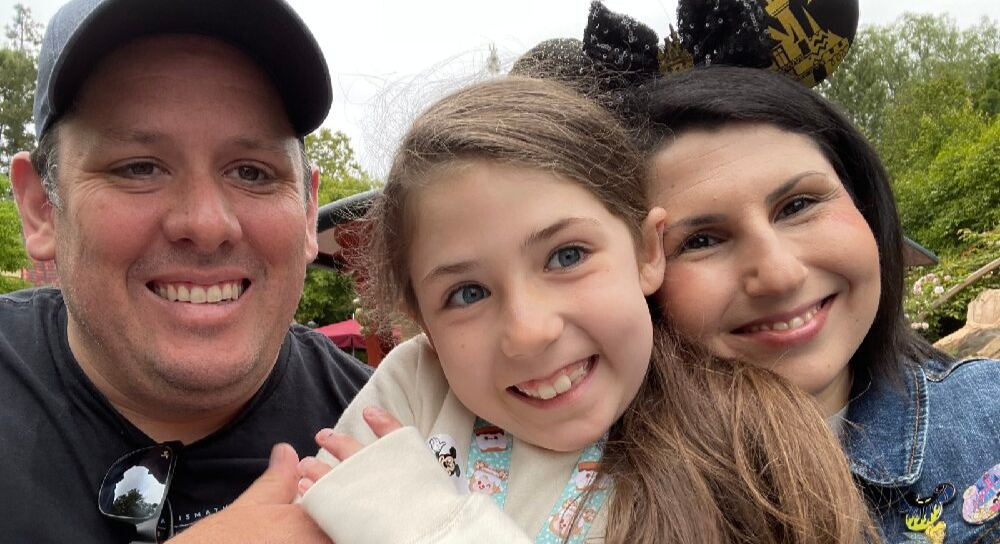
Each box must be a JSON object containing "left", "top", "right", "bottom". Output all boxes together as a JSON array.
[{"left": 845, "top": 357, "right": 1000, "bottom": 544}]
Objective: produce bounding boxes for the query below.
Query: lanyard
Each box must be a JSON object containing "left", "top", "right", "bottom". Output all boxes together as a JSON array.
[{"left": 466, "top": 418, "right": 610, "bottom": 543}]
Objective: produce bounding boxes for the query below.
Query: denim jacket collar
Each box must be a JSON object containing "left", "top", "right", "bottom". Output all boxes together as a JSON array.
[{"left": 843, "top": 363, "right": 928, "bottom": 488}]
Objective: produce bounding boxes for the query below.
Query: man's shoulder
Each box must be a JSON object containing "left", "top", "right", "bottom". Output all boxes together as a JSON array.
[
  {"left": 283, "top": 324, "right": 374, "bottom": 382},
  {"left": 0, "top": 287, "right": 63, "bottom": 336}
]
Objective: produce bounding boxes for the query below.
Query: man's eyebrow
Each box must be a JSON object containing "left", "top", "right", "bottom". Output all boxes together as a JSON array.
[
  {"left": 97, "top": 128, "right": 162, "bottom": 145},
  {"left": 765, "top": 171, "right": 827, "bottom": 207},
  {"left": 522, "top": 217, "right": 600, "bottom": 251},
  {"left": 230, "top": 137, "right": 294, "bottom": 155}
]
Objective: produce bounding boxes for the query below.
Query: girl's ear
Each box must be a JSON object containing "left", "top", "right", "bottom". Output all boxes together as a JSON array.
[{"left": 638, "top": 207, "right": 667, "bottom": 296}]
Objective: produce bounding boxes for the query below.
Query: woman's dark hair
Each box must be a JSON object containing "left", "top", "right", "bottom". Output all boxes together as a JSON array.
[{"left": 635, "top": 66, "right": 949, "bottom": 386}]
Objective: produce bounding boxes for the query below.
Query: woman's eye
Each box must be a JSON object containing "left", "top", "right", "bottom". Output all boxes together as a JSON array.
[
  {"left": 446, "top": 284, "right": 490, "bottom": 307},
  {"left": 680, "top": 233, "right": 721, "bottom": 252},
  {"left": 776, "top": 196, "right": 815, "bottom": 220},
  {"left": 546, "top": 246, "right": 585, "bottom": 270}
]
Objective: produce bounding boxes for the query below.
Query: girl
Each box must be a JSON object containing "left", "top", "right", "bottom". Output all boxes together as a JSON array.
[
  {"left": 639, "top": 66, "right": 1000, "bottom": 544},
  {"left": 296, "top": 76, "right": 876, "bottom": 543}
]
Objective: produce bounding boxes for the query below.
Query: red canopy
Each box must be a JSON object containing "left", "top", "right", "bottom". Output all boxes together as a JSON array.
[{"left": 315, "top": 319, "right": 366, "bottom": 350}]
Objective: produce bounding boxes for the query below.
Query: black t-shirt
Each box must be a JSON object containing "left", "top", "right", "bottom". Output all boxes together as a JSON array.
[{"left": 0, "top": 288, "right": 373, "bottom": 543}]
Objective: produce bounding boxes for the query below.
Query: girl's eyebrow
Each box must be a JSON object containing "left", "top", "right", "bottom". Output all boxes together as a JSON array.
[
  {"left": 421, "top": 261, "right": 479, "bottom": 287},
  {"left": 521, "top": 217, "right": 599, "bottom": 251},
  {"left": 420, "top": 217, "right": 600, "bottom": 286}
]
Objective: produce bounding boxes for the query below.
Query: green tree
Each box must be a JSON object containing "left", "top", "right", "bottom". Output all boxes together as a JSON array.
[
  {"left": 4, "top": 4, "right": 43, "bottom": 53},
  {"left": 820, "top": 13, "right": 1000, "bottom": 144},
  {"left": 1, "top": 172, "right": 31, "bottom": 293},
  {"left": 110, "top": 488, "right": 158, "bottom": 518},
  {"left": 0, "top": 46, "right": 36, "bottom": 170},
  {"left": 295, "top": 129, "right": 378, "bottom": 326}
]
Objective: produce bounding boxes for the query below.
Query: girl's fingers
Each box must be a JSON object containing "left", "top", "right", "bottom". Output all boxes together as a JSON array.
[
  {"left": 295, "top": 456, "right": 332, "bottom": 495},
  {"left": 362, "top": 406, "right": 403, "bottom": 437},
  {"left": 314, "top": 428, "right": 364, "bottom": 461}
]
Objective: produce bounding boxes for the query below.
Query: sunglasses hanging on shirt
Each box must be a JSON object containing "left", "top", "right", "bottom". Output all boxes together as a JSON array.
[{"left": 98, "top": 442, "right": 181, "bottom": 544}]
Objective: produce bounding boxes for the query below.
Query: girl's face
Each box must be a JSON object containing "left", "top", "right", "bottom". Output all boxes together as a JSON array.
[
  {"left": 650, "top": 124, "right": 881, "bottom": 416},
  {"left": 407, "top": 162, "right": 665, "bottom": 452}
]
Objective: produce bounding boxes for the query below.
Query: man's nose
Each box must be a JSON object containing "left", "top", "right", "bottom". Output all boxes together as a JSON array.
[{"left": 162, "top": 172, "right": 243, "bottom": 252}]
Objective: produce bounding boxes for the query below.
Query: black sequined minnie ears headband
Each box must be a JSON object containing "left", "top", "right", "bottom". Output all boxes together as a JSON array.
[{"left": 514, "top": 0, "right": 859, "bottom": 90}]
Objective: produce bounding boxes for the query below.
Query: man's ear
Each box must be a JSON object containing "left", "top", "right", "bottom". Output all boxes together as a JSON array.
[
  {"left": 638, "top": 207, "right": 667, "bottom": 296},
  {"left": 10, "top": 151, "right": 57, "bottom": 261},
  {"left": 304, "top": 164, "right": 320, "bottom": 261}
]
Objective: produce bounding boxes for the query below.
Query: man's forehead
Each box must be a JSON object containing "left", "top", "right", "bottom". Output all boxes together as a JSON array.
[{"left": 60, "top": 35, "right": 299, "bottom": 144}]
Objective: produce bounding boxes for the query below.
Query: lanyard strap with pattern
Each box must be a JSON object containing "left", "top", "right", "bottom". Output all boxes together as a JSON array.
[{"left": 466, "top": 418, "right": 610, "bottom": 544}]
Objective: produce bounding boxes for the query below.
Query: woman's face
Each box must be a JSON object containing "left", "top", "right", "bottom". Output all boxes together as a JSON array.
[{"left": 649, "top": 124, "right": 881, "bottom": 415}]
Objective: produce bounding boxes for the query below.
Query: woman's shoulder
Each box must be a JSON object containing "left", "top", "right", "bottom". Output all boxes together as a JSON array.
[{"left": 924, "top": 356, "right": 1000, "bottom": 384}]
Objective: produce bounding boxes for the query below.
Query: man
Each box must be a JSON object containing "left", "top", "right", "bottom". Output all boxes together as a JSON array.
[{"left": 1, "top": 0, "right": 372, "bottom": 541}]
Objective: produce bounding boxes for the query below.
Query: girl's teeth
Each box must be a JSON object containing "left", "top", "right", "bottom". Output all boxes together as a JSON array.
[
  {"left": 537, "top": 385, "right": 557, "bottom": 400},
  {"left": 553, "top": 375, "right": 572, "bottom": 394}
]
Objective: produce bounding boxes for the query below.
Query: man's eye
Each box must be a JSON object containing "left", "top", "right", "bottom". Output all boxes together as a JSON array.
[
  {"left": 446, "top": 284, "right": 490, "bottom": 307},
  {"left": 112, "top": 162, "right": 162, "bottom": 178},
  {"left": 226, "top": 164, "right": 272, "bottom": 183},
  {"left": 776, "top": 196, "right": 815, "bottom": 220},
  {"left": 546, "top": 246, "right": 586, "bottom": 270}
]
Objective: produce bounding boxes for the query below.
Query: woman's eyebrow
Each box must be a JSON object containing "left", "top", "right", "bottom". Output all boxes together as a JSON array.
[
  {"left": 664, "top": 213, "right": 727, "bottom": 233},
  {"left": 765, "top": 171, "right": 827, "bottom": 207}
]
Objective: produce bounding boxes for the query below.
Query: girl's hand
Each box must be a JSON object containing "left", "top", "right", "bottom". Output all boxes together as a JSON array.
[{"left": 296, "top": 406, "right": 403, "bottom": 494}]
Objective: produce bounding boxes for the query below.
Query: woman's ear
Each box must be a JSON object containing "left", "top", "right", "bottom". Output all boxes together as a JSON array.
[
  {"left": 10, "top": 151, "right": 57, "bottom": 261},
  {"left": 638, "top": 207, "right": 667, "bottom": 296}
]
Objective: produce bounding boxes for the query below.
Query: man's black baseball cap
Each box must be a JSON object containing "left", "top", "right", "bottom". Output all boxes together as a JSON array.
[{"left": 33, "top": 0, "right": 332, "bottom": 139}]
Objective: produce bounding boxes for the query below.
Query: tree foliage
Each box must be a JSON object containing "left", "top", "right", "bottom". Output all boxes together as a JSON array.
[
  {"left": 295, "top": 129, "right": 378, "bottom": 326},
  {"left": 1, "top": 173, "right": 30, "bottom": 293},
  {"left": 4, "top": 4, "right": 43, "bottom": 53},
  {"left": 0, "top": 46, "right": 36, "bottom": 171}
]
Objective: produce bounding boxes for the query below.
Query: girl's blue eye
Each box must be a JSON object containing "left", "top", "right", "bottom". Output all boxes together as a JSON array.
[
  {"left": 546, "top": 247, "right": 585, "bottom": 270},
  {"left": 446, "top": 284, "right": 490, "bottom": 307}
]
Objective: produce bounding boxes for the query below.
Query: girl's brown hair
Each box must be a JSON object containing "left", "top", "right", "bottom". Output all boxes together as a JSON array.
[{"left": 360, "top": 77, "right": 878, "bottom": 544}]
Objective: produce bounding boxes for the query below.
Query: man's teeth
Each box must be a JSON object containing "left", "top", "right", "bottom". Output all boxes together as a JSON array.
[
  {"left": 155, "top": 282, "right": 244, "bottom": 304},
  {"left": 515, "top": 363, "right": 590, "bottom": 401},
  {"left": 746, "top": 303, "right": 822, "bottom": 333}
]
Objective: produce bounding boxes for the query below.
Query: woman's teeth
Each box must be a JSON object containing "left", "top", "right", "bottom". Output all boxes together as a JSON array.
[{"left": 745, "top": 303, "right": 822, "bottom": 333}]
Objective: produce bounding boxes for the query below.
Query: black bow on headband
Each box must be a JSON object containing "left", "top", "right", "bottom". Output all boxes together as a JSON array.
[{"left": 577, "top": 0, "right": 859, "bottom": 89}]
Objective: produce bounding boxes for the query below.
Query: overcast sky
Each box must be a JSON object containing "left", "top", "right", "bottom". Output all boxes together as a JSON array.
[{"left": 6, "top": 0, "right": 1000, "bottom": 175}]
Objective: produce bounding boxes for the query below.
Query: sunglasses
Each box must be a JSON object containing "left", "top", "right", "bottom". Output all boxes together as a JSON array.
[{"left": 98, "top": 443, "right": 181, "bottom": 543}]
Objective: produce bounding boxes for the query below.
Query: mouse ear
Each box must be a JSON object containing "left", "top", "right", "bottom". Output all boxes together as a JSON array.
[
  {"left": 677, "top": 0, "right": 773, "bottom": 70},
  {"left": 761, "top": 0, "right": 859, "bottom": 87},
  {"left": 582, "top": 0, "right": 662, "bottom": 89}
]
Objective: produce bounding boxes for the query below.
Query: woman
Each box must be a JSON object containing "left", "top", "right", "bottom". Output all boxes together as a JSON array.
[{"left": 639, "top": 65, "right": 1000, "bottom": 544}]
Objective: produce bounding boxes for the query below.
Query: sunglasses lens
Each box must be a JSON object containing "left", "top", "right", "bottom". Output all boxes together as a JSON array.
[{"left": 99, "top": 445, "right": 175, "bottom": 521}]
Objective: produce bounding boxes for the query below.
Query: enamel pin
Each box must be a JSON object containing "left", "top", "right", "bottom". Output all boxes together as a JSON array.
[{"left": 962, "top": 463, "right": 1000, "bottom": 524}]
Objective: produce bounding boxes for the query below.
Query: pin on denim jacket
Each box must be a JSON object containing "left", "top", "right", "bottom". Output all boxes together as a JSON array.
[{"left": 844, "top": 357, "right": 1000, "bottom": 544}]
